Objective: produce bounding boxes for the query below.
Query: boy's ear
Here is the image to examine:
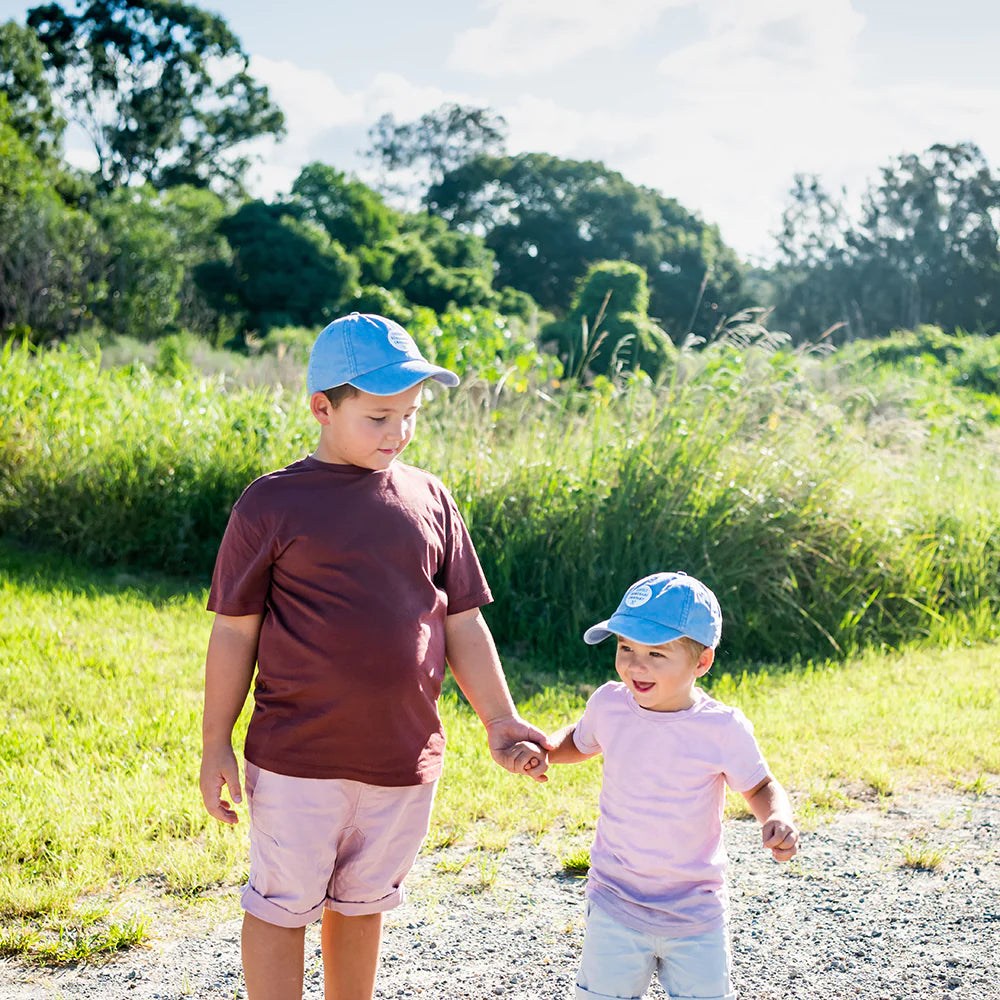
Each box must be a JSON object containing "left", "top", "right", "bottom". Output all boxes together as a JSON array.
[
  {"left": 694, "top": 647, "right": 715, "bottom": 678},
  {"left": 310, "top": 390, "right": 333, "bottom": 425}
]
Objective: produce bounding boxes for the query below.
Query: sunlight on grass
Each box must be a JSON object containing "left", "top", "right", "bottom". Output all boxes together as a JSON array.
[{"left": 1, "top": 541, "right": 998, "bottom": 959}]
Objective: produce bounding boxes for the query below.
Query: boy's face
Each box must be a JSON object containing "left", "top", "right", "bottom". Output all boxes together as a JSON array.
[
  {"left": 614, "top": 635, "right": 714, "bottom": 713},
  {"left": 311, "top": 383, "right": 423, "bottom": 470}
]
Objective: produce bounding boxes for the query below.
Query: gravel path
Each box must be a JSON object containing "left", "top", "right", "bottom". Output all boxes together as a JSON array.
[{"left": 2, "top": 787, "right": 998, "bottom": 1000}]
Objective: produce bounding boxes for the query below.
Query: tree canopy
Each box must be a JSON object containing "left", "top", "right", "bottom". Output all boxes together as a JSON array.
[
  {"left": 0, "top": 19, "right": 64, "bottom": 160},
  {"left": 543, "top": 260, "right": 674, "bottom": 379},
  {"left": 26, "top": 0, "right": 284, "bottom": 193},
  {"left": 427, "top": 152, "right": 744, "bottom": 340},
  {"left": 0, "top": 103, "right": 96, "bottom": 339},
  {"left": 770, "top": 142, "right": 1000, "bottom": 342},
  {"left": 366, "top": 102, "right": 508, "bottom": 201}
]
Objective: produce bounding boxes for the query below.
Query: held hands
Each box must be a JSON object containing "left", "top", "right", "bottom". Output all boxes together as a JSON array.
[
  {"left": 486, "top": 715, "right": 553, "bottom": 783},
  {"left": 504, "top": 740, "right": 550, "bottom": 782},
  {"left": 199, "top": 743, "right": 243, "bottom": 825},
  {"left": 761, "top": 818, "right": 799, "bottom": 862}
]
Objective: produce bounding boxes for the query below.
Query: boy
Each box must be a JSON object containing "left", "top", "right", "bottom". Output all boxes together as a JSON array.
[
  {"left": 199, "top": 312, "right": 549, "bottom": 1000},
  {"left": 545, "top": 571, "right": 798, "bottom": 1000}
]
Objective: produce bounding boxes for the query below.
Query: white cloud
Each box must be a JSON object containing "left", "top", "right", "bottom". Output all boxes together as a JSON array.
[
  {"left": 239, "top": 56, "right": 365, "bottom": 198},
  {"left": 235, "top": 1, "right": 1000, "bottom": 261},
  {"left": 363, "top": 72, "right": 454, "bottom": 120},
  {"left": 449, "top": 0, "right": 687, "bottom": 76},
  {"left": 251, "top": 55, "right": 364, "bottom": 133}
]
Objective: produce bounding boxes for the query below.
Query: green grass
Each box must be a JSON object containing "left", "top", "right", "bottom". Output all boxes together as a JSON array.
[{"left": 1, "top": 540, "right": 998, "bottom": 962}]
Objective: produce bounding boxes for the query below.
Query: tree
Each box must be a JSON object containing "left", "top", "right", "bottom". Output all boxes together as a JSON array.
[
  {"left": 290, "top": 162, "right": 399, "bottom": 249},
  {"left": 427, "top": 152, "right": 744, "bottom": 339},
  {"left": 365, "top": 102, "right": 507, "bottom": 201},
  {"left": 770, "top": 143, "right": 1000, "bottom": 341},
  {"left": 765, "top": 175, "right": 861, "bottom": 342},
  {"left": 543, "top": 260, "right": 674, "bottom": 379},
  {"left": 0, "top": 102, "right": 97, "bottom": 341},
  {"left": 288, "top": 162, "right": 504, "bottom": 316},
  {"left": 855, "top": 143, "right": 1000, "bottom": 334},
  {"left": 90, "top": 184, "right": 230, "bottom": 340},
  {"left": 195, "top": 201, "right": 359, "bottom": 338},
  {"left": 0, "top": 19, "right": 64, "bottom": 160},
  {"left": 26, "top": 1, "right": 284, "bottom": 193},
  {"left": 92, "top": 187, "right": 184, "bottom": 340}
]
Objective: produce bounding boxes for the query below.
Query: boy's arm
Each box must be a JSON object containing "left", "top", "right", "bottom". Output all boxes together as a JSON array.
[
  {"left": 547, "top": 724, "right": 600, "bottom": 765},
  {"left": 444, "top": 607, "right": 553, "bottom": 781},
  {"left": 742, "top": 775, "right": 799, "bottom": 861},
  {"left": 200, "top": 612, "right": 263, "bottom": 825}
]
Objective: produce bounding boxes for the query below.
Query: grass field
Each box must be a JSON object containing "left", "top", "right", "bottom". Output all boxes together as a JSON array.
[{"left": 2, "top": 539, "right": 997, "bottom": 963}]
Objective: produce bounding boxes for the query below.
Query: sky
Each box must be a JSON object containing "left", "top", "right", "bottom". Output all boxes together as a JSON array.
[{"left": 3, "top": 0, "right": 999, "bottom": 262}]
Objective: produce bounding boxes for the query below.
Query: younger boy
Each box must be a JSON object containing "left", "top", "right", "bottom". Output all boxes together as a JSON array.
[
  {"left": 199, "top": 312, "right": 549, "bottom": 1000},
  {"left": 546, "top": 571, "right": 798, "bottom": 1000}
]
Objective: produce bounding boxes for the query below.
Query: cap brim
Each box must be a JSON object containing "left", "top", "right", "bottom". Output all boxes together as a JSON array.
[
  {"left": 583, "top": 612, "right": 685, "bottom": 647},
  {"left": 349, "top": 360, "right": 459, "bottom": 395}
]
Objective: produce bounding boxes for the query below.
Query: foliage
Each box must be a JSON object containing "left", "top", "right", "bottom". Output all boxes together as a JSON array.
[
  {"left": 290, "top": 162, "right": 399, "bottom": 248},
  {"left": 0, "top": 19, "right": 64, "bottom": 160},
  {"left": 834, "top": 326, "right": 1000, "bottom": 422},
  {"left": 0, "top": 110, "right": 98, "bottom": 340},
  {"left": 25, "top": 0, "right": 285, "bottom": 193},
  {"left": 3, "top": 333, "right": 1000, "bottom": 667},
  {"left": 90, "top": 185, "right": 232, "bottom": 342},
  {"left": 366, "top": 102, "right": 508, "bottom": 201},
  {"left": 543, "top": 260, "right": 674, "bottom": 379},
  {"left": 427, "top": 152, "right": 744, "bottom": 338},
  {"left": 408, "top": 307, "right": 562, "bottom": 390},
  {"left": 196, "top": 200, "right": 359, "bottom": 339},
  {"left": 90, "top": 186, "right": 185, "bottom": 341},
  {"left": 769, "top": 143, "right": 1000, "bottom": 342}
]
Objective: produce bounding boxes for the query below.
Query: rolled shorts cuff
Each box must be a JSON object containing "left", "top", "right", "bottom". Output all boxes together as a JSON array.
[
  {"left": 576, "top": 988, "right": 733, "bottom": 1000},
  {"left": 576, "top": 987, "right": 640, "bottom": 1000},
  {"left": 241, "top": 882, "right": 325, "bottom": 928},
  {"left": 325, "top": 884, "right": 406, "bottom": 916}
]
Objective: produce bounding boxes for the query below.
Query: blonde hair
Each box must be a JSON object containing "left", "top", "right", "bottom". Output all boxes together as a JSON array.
[{"left": 673, "top": 635, "right": 710, "bottom": 664}]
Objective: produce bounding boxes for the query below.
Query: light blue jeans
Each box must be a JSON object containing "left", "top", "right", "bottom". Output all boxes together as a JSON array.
[{"left": 575, "top": 902, "right": 736, "bottom": 1000}]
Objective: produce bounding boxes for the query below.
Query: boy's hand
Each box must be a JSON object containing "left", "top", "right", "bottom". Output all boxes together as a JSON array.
[
  {"left": 486, "top": 715, "right": 554, "bottom": 783},
  {"left": 200, "top": 743, "right": 243, "bottom": 825},
  {"left": 762, "top": 818, "right": 799, "bottom": 861}
]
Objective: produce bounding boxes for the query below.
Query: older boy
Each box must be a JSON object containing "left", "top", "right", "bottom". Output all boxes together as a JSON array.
[
  {"left": 199, "top": 312, "right": 548, "bottom": 1000},
  {"left": 546, "top": 571, "right": 798, "bottom": 1000}
]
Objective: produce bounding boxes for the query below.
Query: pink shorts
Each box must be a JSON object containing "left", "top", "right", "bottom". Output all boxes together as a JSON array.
[{"left": 242, "top": 762, "right": 437, "bottom": 928}]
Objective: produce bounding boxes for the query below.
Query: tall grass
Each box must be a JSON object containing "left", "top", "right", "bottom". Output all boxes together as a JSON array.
[{"left": 3, "top": 335, "right": 1000, "bottom": 669}]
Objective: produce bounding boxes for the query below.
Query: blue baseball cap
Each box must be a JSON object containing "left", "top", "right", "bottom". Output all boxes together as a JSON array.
[
  {"left": 306, "top": 312, "right": 460, "bottom": 396},
  {"left": 583, "top": 571, "right": 723, "bottom": 649}
]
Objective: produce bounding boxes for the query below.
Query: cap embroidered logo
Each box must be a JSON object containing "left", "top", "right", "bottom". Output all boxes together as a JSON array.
[
  {"left": 624, "top": 584, "right": 653, "bottom": 608},
  {"left": 387, "top": 331, "right": 417, "bottom": 354}
]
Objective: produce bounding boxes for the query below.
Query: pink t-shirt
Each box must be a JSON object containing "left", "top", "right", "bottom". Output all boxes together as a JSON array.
[
  {"left": 208, "top": 456, "right": 492, "bottom": 785},
  {"left": 573, "top": 682, "right": 769, "bottom": 937}
]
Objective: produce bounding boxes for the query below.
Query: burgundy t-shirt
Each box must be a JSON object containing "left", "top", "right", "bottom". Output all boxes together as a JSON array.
[{"left": 207, "top": 456, "right": 492, "bottom": 785}]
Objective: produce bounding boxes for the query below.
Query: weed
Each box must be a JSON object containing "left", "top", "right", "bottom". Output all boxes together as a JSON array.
[
  {"left": 433, "top": 855, "right": 471, "bottom": 876},
  {"left": 899, "top": 840, "right": 951, "bottom": 872},
  {"left": 953, "top": 773, "right": 991, "bottom": 796},
  {"left": 468, "top": 851, "right": 502, "bottom": 892},
  {"left": 560, "top": 848, "right": 591, "bottom": 875},
  {"left": 864, "top": 767, "right": 895, "bottom": 799}
]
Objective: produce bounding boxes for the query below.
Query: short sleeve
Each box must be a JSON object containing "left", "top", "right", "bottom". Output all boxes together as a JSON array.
[
  {"left": 206, "top": 503, "right": 274, "bottom": 616},
  {"left": 572, "top": 690, "right": 604, "bottom": 756},
  {"left": 721, "top": 708, "right": 770, "bottom": 793},
  {"left": 435, "top": 488, "right": 492, "bottom": 615}
]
